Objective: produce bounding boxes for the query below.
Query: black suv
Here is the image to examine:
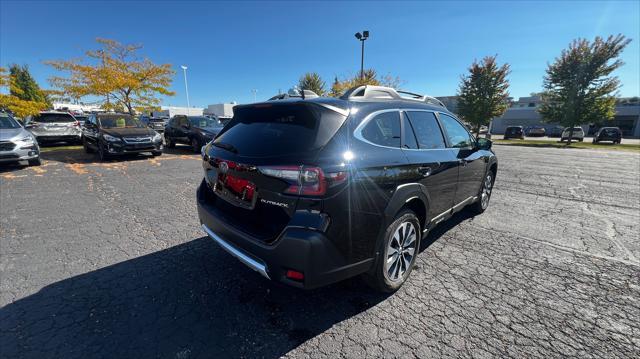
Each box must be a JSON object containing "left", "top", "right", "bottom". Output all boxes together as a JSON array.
[
  {"left": 503, "top": 126, "right": 524, "bottom": 140},
  {"left": 82, "top": 113, "right": 163, "bottom": 160},
  {"left": 197, "top": 86, "right": 497, "bottom": 292},
  {"left": 165, "top": 115, "right": 224, "bottom": 152},
  {"left": 593, "top": 127, "right": 622, "bottom": 144}
]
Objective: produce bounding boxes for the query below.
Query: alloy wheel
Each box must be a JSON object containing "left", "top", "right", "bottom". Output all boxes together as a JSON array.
[
  {"left": 481, "top": 173, "right": 493, "bottom": 209},
  {"left": 384, "top": 221, "right": 417, "bottom": 282}
]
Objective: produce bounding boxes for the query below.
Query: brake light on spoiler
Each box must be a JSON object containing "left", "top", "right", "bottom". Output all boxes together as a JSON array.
[{"left": 259, "top": 166, "right": 347, "bottom": 196}]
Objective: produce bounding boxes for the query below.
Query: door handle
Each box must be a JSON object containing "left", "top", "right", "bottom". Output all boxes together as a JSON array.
[{"left": 418, "top": 166, "right": 432, "bottom": 177}]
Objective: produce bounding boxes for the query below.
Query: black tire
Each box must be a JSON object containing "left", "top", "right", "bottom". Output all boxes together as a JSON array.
[
  {"left": 98, "top": 143, "right": 109, "bottom": 161},
  {"left": 28, "top": 157, "right": 42, "bottom": 166},
  {"left": 165, "top": 135, "right": 175, "bottom": 148},
  {"left": 364, "top": 209, "right": 421, "bottom": 293},
  {"left": 470, "top": 169, "right": 495, "bottom": 214},
  {"left": 152, "top": 151, "right": 162, "bottom": 157},
  {"left": 578, "top": 138, "right": 583, "bottom": 142},
  {"left": 191, "top": 138, "right": 201, "bottom": 153},
  {"left": 83, "top": 137, "right": 94, "bottom": 153}
]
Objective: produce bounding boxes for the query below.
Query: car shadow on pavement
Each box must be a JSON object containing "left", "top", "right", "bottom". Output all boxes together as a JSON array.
[
  {"left": 0, "top": 237, "right": 385, "bottom": 358},
  {"left": 0, "top": 212, "right": 468, "bottom": 358}
]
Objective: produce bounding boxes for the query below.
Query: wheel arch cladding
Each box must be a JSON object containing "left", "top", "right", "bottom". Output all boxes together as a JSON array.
[{"left": 384, "top": 183, "right": 429, "bottom": 232}]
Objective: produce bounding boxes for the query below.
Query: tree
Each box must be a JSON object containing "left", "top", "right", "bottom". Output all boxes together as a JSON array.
[
  {"left": 539, "top": 34, "right": 631, "bottom": 144},
  {"left": 46, "top": 38, "right": 175, "bottom": 114},
  {"left": 0, "top": 67, "right": 48, "bottom": 118},
  {"left": 328, "top": 69, "right": 387, "bottom": 97},
  {"left": 456, "top": 55, "right": 511, "bottom": 137},
  {"left": 298, "top": 72, "right": 326, "bottom": 96},
  {"left": 9, "top": 64, "right": 51, "bottom": 107}
]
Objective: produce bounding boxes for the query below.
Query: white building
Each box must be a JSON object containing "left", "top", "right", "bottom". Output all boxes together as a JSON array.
[
  {"left": 204, "top": 102, "right": 236, "bottom": 119},
  {"left": 152, "top": 106, "right": 203, "bottom": 118},
  {"left": 53, "top": 102, "right": 103, "bottom": 113}
]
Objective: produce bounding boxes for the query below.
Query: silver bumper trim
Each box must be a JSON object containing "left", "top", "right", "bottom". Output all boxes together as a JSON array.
[{"left": 201, "top": 224, "right": 270, "bottom": 279}]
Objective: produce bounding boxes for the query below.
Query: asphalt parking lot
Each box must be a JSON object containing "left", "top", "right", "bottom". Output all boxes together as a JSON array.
[{"left": 1, "top": 144, "right": 639, "bottom": 358}]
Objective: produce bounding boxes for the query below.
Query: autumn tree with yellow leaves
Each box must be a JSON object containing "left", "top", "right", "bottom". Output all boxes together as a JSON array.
[
  {"left": 0, "top": 67, "right": 49, "bottom": 118},
  {"left": 46, "top": 38, "right": 175, "bottom": 114}
]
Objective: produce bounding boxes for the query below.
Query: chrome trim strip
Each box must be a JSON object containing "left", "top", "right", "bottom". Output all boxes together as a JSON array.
[
  {"left": 201, "top": 224, "right": 270, "bottom": 279},
  {"left": 452, "top": 196, "right": 475, "bottom": 211}
]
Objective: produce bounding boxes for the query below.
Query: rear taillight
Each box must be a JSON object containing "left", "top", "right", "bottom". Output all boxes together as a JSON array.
[
  {"left": 260, "top": 166, "right": 347, "bottom": 197},
  {"left": 73, "top": 121, "right": 80, "bottom": 127}
]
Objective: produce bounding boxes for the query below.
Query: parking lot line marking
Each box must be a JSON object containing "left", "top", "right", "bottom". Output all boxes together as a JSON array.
[{"left": 474, "top": 225, "right": 640, "bottom": 268}]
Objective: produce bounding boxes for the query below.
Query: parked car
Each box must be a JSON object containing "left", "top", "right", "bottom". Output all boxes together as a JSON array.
[
  {"left": 139, "top": 115, "right": 167, "bottom": 134},
  {"left": 82, "top": 113, "right": 163, "bottom": 161},
  {"left": 479, "top": 125, "right": 489, "bottom": 134},
  {"left": 525, "top": 126, "right": 546, "bottom": 137},
  {"left": 561, "top": 127, "right": 585, "bottom": 142},
  {"left": 197, "top": 85, "right": 497, "bottom": 292},
  {"left": 25, "top": 111, "right": 82, "bottom": 144},
  {"left": 74, "top": 115, "right": 88, "bottom": 130},
  {"left": 593, "top": 127, "right": 622, "bottom": 144},
  {"left": 546, "top": 126, "right": 564, "bottom": 137},
  {"left": 503, "top": 126, "right": 524, "bottom": 140},
  {"left": 165, "top": 115, "right": 224, "bottom": 153},
  {"left": 0, "top": 112, "right": 41, "bottom": 166}
]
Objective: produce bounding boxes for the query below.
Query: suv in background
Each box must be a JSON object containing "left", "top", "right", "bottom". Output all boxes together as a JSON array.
[
  {"left": 593, "top": 127, "right": 622, "bottom": 144},
  {"left": 561, "top": 127, "right": 585, "bottom": 142},
  {"left": 165, "top": 115, "right": 224, "bottom": 152},
  {"left": 503, "top": 126, "right": 524, "bottom": 140},
  {"left": 82, "top": 113, "right": 163, "bottom": 161},
  {"left": 25, "top": 111, "right": 82, "bottom": 144},
  {"left": 0, "top": 112, "right": 41, "bottom": 166},
  {"left": 525, "top": 126, "right": 546, "bottom": 137},
  {"left": 139, "top": 115, "right": 167, "bottom": 134},
  {"left": 197, "top": 85, "right": 497, "bottom": 292}
]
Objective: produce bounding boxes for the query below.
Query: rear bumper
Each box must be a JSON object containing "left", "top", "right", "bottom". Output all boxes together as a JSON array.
[
  {"left": 196, "top": 180, "right": 371, "bottom": 289},
  {"left": 36, "top": 134, "right": 81, "bottom": 142}
]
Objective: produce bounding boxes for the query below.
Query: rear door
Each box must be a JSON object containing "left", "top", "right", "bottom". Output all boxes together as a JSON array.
[
  {"left": 438, "top": 113, "right": 486, "bottom": 208},
  {"left": 401, "top": 110, "right": 458, "bottom": 219}
]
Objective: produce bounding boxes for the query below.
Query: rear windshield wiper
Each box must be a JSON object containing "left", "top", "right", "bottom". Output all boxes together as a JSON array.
[{"left": 213, "top": 142, "right": 238, "bottom": 153}]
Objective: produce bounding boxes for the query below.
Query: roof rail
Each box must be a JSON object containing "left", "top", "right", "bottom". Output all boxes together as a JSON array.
[
  {"left": 340, "top": 85, "right": 447, "bottom": 108},
  {"left": 268, "top": 89, "right": 319, "bottom": 101}
]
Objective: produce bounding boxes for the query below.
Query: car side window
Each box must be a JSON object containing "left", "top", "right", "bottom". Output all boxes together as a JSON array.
[
  {"left": 439, "top": 113, "right": 473, "bottom": 148},
  {"left": 401, "top": 113, "right": 419, "bottom": 149},
  {"left": 405, "top": 111, "right": 446, "bottom": 149},
  {"left": 361, "top": 111, "right": 401, "bottom": 148}
]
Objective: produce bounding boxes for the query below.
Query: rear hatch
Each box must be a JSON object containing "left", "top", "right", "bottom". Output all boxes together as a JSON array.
[
  {"left": 29, "top": 113, "right": 79, "bottom": 134},
  {"left": 201, "top": 101, "right": 348, "bottom": 242}
]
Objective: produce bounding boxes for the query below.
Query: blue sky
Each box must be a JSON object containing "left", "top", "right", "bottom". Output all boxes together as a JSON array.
[{"left": 1, "top": 1, "right": 639, "bottom": 107}]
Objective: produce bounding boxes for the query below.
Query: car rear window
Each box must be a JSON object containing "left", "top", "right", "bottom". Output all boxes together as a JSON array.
[
  {"left": 214, "top": 103, "right": 346, "bottom": 157},
  {"left": 33, "top": 113, "right": 76, "bottom": 123}
]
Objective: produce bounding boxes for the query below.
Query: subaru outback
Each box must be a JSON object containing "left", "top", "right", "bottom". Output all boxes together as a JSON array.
[{"left": 197, "top": 86, "right": 497, "bottom": 292}]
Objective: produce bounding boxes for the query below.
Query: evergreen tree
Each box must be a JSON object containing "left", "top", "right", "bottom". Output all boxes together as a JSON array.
[
  {"left": 9, "top": 64, "right": 51, "bottom": 107},
  {"left": 298, "top": 72, "right": 326, "bottom": 96}
]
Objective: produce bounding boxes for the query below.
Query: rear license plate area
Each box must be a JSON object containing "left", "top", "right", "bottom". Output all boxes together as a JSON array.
[{"left": 213, "top": 173, "right": 257, "bottom": 209}]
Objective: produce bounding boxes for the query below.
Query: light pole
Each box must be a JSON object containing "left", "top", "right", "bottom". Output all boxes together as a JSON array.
[
  {"left": 180, "top": 65, "right": 190, "bottom": 111},
  {"left": 251, "top": 89, "right": 257, "bottom": 102},
  {"left": 354, "top": 30, "right": 369, "bottom": 80}
]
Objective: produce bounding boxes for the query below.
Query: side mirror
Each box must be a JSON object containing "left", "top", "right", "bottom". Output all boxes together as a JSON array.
[{"left": 477, "top": 138, "right": 492, "bottom": 150}]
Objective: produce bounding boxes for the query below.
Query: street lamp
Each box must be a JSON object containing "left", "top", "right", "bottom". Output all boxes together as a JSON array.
[
  {"left": 180, "top": 65, "right": 190, "bottom": 112},
  {"left": 354, "top": 30, "right": 369, "bottom": 80},
  {"left": 251, "top": 89, "right": 257, "bottom": 102}
]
